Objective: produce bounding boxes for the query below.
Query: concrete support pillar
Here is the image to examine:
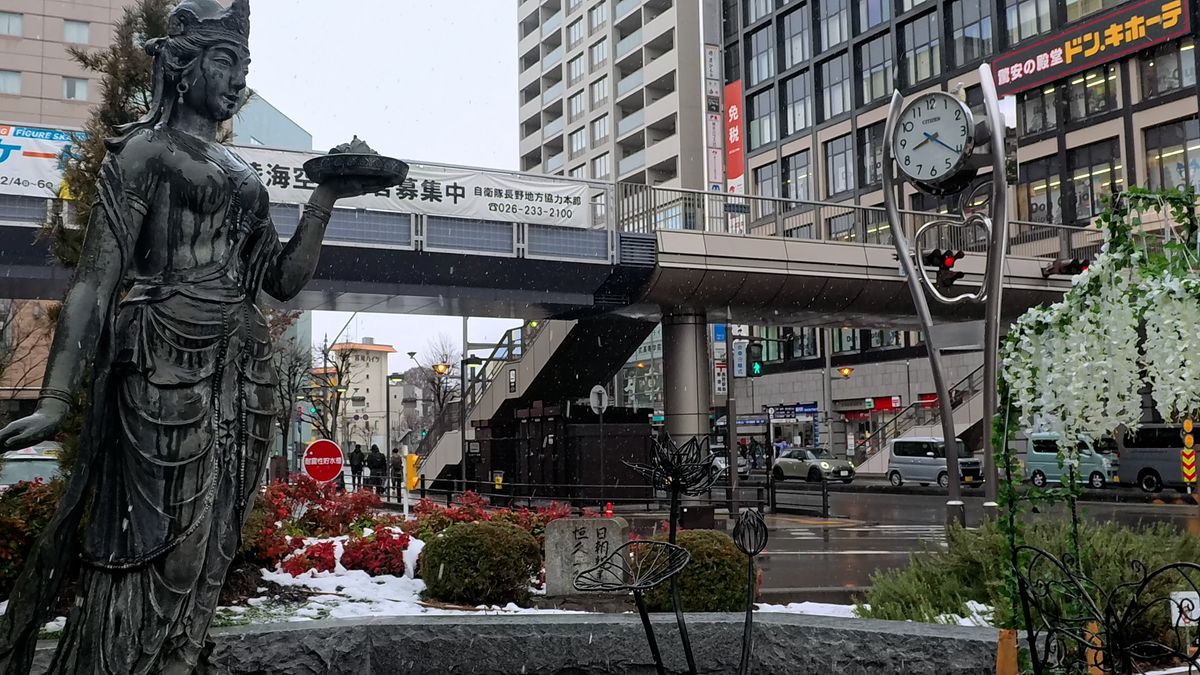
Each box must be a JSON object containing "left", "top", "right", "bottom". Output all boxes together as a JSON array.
[{"left": 662, "top": 313, "right": 711, "bottom": 441}]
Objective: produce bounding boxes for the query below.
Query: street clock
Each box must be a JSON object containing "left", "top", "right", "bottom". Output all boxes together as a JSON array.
[{"left": 891, "top": 92, "right": 978, "bottom": 194}]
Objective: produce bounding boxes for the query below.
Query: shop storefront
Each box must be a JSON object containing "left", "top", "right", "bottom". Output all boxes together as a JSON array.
[{"left": 837, "top": 395, "right": 904, "bottom": 456}]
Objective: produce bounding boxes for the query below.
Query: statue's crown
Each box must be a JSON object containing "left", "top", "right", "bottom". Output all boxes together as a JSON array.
[{"left": 168, "top": 0, "right": 250, "bottom": 45}]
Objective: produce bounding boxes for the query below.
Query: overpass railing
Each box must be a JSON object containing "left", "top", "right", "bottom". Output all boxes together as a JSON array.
[{"left": 613, "top": 183, "right": 1122, "bottom": 261}]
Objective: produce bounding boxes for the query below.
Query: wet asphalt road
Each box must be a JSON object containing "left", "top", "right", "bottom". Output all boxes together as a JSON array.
[{"left": 757, "top": 491, "right": 1200, "bottom": 604}]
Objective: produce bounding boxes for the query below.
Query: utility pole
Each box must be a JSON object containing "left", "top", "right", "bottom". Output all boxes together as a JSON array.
[
  {"left": 725, "top": 313, "right": 739, "bottom": 515},
  {"left": 822, "top": 328, "right": 835, "bottom": 455}
]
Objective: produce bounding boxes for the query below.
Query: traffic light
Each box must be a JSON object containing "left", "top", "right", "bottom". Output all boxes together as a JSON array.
[
  {"left": 420, "top": 429, "right": 428, "bottom": 439},
  {"left": 747, "top": 341, "right": 764, "bottom": 378},
  {"left": 405, "top": 453, "right": 420, "bottom": 491},
  {"left": 922, "top": 249, "right": 965, "bottom": 288},
  {"left": 1041, "top": 258, "right": 1090, "bottom": 278}
]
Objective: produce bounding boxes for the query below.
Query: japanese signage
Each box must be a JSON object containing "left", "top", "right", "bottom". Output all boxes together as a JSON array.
[
  {"left": 544, "top": 517, "right": 629, "bottom": 596},
  {"left": 714, "top": 362, "right": 728, "bottom": 396},
  {"left": 724, "top": 81, "right": 745, "bottom": 194},
  {"left": 732, "top": 339, "right": 748, "bottom": 377},
  {"left": 0, "top": 124, "right": 76, "bottom": 198},
  {"left": 993, "top": 0, "right": 1189, "bottom": 96},
  {"left": 233, "top": 146, "right": 592, "bottom": 229},
  {"left": 765, "top": 403, "right": 819, "bottom": 422}
]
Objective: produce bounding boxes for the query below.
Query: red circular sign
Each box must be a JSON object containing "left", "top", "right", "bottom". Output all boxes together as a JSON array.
[{"left": 302, "top": 439, "right": 344, "bottom": 483}]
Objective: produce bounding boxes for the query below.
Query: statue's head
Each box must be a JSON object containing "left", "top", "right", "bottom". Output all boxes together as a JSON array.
[{"left": 112, "top": 0, "right": 249, "bottom": 146}]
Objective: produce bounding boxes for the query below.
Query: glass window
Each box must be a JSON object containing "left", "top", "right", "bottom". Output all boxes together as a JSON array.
[
  {"left": 859, "top": 35, "right": 891, "bottom": 105},
  {"left": 589, "top": 2, "right": 607, "bottom": 32},
  {"left": 747, "top": 27, "right": 774, "bottom": 86},
  {"left": 0, "top": 11, "right": 20, "bottom": 36},
  {"left": 569, "top": 0, "right": 584, "bottom": 11},
  {"left": 1018, "top": 85, "right": 1057, "bottom": 136},
  {"left": 820, "top": 53, "right": 851, "bottom": 120},
  {"left": 590, "top": 77, "right": 609, "bottom": 106},
  {"left": 783, "top": 150, "right": 812, "bottom": 201},
  {"left": 570, "top": 128, "right": 587, "bottom": 156},
  {"left": 1065, "top": 0, "right": 1122, "bottom": 23},
  {"left": 748, "top": 88, "right": 777, "bottom": 149},
  {"left": 568, "top": 19, "right": 584, "bottom": 47},
  {"left": 1140, "top": 38, "right": 1197, "bottom": 99},
  {"left": 1145, "top": 118, "right": 1200, "bottom": 192},
  {"left": 818, "top": 0, "right": 849, "bottom": 51},
  {"left": 590, "top": 39, "right": 608, "bottom": 69},
  {"left": 1068, "top": 139, "right": 1123, "bottom": 223},
  {"left": 870, "top": 330, "right": 902, "bottom": 348},
  {"left": 792, "top": 327, "right": 819, "bottom": 357},
  {"left": 1065, "top": 64, "right": 1117, "bottom": 122},
  {"left": 725, "top": 43, "right": 741, "bottom": 83},
  {"left": 63, "top": 20, "right": 89, "bottom": 44},
  {"left": 592, "top": 114, "right": 609, "bottom": 143},
  {"left": 825, "top": 133, "right": 854, "bottom": 196},
  {"left": 950, "top": 0, "right": 992, "bottom": 66},
  {"left": 0, "top": 70, "right": 18, "bottom": 96},
  {"left": 568, "top": 91, "right": 586, "bottom": 120},
  {"left": 569, "top": 164, "right": 587, "bottom": 178},
  {"left": 833, "top": 327, "right": 859, "bottom": 352},
  {"left": 754, "top": 163, "right": 781, "bottom": 216},
  {"left": 1017, "top": 154, "right": 1062, "bottom": 224},
  {"left": 902, "top": 13, "right": 941, "bottom": 86},
  {"left": 1005, "top": 0, "right": 1051, "bottom": 46},
  {"left": 912, "top": 192, "right": 958, "bottom": 214},
  {"left": 901, "top": 0, "right": 931, "bottom": 10},
  {"left": 747, "top": 0, "right": 773, "bottom": 23},
  {"left": 592, "top": 153, "right": 611, "bottom": 178},
  {"left": 783, "top": 71, "right": 812, "bottom": 135},
  {"left": 781, "top": 7, "right": 811, "bottom": 69},
  {"left": 858, "top": 0, "right": 888, "bottom": 31},
  {"left": 568, "top": 55, "right": 585, "bottom": 84},
  {"left": 63, "top": 77, "right": 87, "bottom": 101},
  {"left": 859, "top": 122, "right": 886, "bottom": 188}
]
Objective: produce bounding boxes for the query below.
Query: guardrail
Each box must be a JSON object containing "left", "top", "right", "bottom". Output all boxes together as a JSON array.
[{"left": 412, "top": 478, "right": 771, "bottom": 514}]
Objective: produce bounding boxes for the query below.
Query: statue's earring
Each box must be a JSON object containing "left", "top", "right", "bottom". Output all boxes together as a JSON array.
[{"left": 176, "top": 81, "right": 189, "bottom": 106}]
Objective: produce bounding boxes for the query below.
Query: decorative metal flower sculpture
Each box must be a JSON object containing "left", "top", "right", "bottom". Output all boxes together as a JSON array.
[
  {"left": 624, "top": 434, "right": 721, "bottom": 674},
  {"left": 1014, "top": 547, "right": 1200, "bottom": 674},
  {"left": 732, "top": 509, "right": 769, "bottom": 675},
  {"left": 575, "top": 541, "right": 692, "bottom": 675}
]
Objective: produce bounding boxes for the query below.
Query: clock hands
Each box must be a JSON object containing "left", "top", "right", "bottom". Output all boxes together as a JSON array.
[{"left": 918, "top": 131, "right": 959, "bottom": 154}]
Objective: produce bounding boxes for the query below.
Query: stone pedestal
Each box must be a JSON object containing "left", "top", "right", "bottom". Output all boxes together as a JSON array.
[{"left": 544, "top": 517, "right": 629, "bottom": 597}]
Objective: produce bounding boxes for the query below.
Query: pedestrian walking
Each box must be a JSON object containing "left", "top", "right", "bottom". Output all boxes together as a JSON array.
[
  {"left": 389, "top": 447, "right": 405, "bottom": 499},
  {"left": 366, "top": 444, "right": 387, "bottom": 493},
  {"left": 349, "top": 444, "right": 365, "bottom": 490}
]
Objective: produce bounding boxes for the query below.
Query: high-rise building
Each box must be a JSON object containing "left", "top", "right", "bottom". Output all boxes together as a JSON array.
[
  {"left": 0, "top": 1, "right": 132, "bottom": 129},
  {"left": 233, "top": 96, "right": 313, "bottom": 152},
  {"left": 518, "top": 0, "right": 717, "bottom": 187}
]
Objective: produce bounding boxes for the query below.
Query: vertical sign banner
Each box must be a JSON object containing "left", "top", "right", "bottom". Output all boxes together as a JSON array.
[
  {"left": 724, "top": 81, "right": 745, "bottom": 194},
  {"left": 992, "top": 0, "right": 1189, "bottom": 96},
  {"left": 0, "top": 124, "right": 76, "bottom": 198},
  {"left": 732, "top": 340, "right": 748, "bottom": 378}
]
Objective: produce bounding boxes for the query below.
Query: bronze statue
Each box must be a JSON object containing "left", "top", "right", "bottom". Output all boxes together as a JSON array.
[{"left": 0, "top": 1, "right": 399, "bottom": 672}]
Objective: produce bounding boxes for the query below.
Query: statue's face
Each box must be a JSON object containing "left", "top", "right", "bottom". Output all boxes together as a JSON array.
[{"left": 183, "top": 43, "right": 249, "bottom": 122}]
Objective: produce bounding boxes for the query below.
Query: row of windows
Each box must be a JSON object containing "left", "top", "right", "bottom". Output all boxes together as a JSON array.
[
  {"left": 568, "top": 115, "right": 611, "bottom": 156},
  {"left": 753, "top": 326, "right": 918, "bottom": 363},
  {"left": 565, "top": 2, "right": 608, "bottom": 47},
  {"left": 0, "top": 70, "right": 88, "bottom": 100},
  {"left": 566, "top": 78, "right": 610, "bottom": 120},
  {"left": 0, "top": 12, "right": 90, "bottom": 43},
  {"left": 1017, "top": 39, "right": 1195, "bottom": 138},
  {"left": 751, "top": 120, "right": 888, "bottom": 204}
]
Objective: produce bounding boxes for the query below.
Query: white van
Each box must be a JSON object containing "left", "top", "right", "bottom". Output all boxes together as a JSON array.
[{"left": 886, "top": 436, "right": 983, "bottom": 488}]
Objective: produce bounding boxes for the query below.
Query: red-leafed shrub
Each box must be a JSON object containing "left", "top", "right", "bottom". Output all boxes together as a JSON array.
[
  {"left": 402, "top": 492, "right": 575, "bottom": 544},
  {"left": 0, "top": 480, "right": 64, "bottom": 597},
  {"left": 281, "top": 541, "right": 337, "bottom": 577},
  {"left": 341, "top": 528, "right": 411, "bottom": 577}
]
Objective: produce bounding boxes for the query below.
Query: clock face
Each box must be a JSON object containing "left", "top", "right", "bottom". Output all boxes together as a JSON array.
[{"left": 892, "top": 93, "right": 974, "bottom": 184}]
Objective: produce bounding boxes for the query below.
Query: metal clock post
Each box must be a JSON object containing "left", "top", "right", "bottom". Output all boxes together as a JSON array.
[{"left": 882, "top": 64, "right": 1009, "bottom": 526}]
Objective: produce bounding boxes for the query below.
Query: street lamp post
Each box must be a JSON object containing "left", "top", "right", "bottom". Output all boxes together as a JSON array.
[
  {"left": 384, "top": 370, "right": 402, "bottom": 498},
  {"left": 460, "top": 355, "right": 484, "bottom": 491}
]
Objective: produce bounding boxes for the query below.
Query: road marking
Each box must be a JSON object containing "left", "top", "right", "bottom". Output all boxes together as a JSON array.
[{"left": 763, "top": 550, "right": 917, "bottom": 556}]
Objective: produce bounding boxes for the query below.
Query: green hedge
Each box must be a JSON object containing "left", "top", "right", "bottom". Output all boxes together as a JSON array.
[
  {"left": 645, "top": 530, "right": 756, "bottom": 613},
  {"left": 420, "top": 522, "right": 540, "bottom": 606},
  {"left": 858, "top": 518, "right": 1200, "bottom": 647}
]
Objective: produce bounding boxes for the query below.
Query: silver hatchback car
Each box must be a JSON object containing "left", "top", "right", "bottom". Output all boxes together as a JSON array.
[{"left": 886, "top": 437, "right": 983, "bottom": 488}]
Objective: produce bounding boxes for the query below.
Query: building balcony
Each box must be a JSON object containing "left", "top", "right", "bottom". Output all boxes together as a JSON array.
[
  {"left": 543, "top": 45, "right": 564, "bottom": 71},
  {"left": 616, "top": 69, "right": 644, "bottom": 98},
  {"left": 546, "top": 152, "right": 565, "bottom": 173},
  {"left": 544, "top": 116, "right": 565, "bottom": 138},
  {"left": 617, "top": 108, "right": 645, "bottom": 137},
  {"left": 615, "top": 0, "right": 640, "bottom": 21},
  {"left": 542, "top": 80, "right": 565, "bottom": 106},
  {"left": 619, "top": 149, "right": 646, "bottom": 175},
  {"left": 616, "top": 29, "right": 642, "bottom": 58},
  {"left": 542, "top": 11, "right": 564, "bottom": 37}
]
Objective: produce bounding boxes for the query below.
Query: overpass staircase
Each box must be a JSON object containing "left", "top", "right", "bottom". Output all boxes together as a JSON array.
[
  {"left": 854, "top": 365, "right": 987, "bottom": 475},
  {"left": 415, "top": 316, "right": 656, "bottom": 485}
]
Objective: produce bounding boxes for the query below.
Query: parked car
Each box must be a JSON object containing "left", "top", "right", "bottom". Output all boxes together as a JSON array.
[
  {"left": 886, "top": 436, "right": 982, "bottom": 488},
  {"left": 0, "top": 442, "right": 62, "bottom": 493},
  {"left": 712, "top": 454, "right": 751, "bottom": 478},
  {"left": 1116, "top": 424, "right": 1189, "bottom": 493},
  {"left": 1024, "top": 432, "right": 1117, "bottom": 489},
  {"left": 773, "top": 447, "right": 856, "bottom": 483}
]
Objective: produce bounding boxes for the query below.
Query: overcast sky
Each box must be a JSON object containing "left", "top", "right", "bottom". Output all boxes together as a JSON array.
[{"left": 248, "top": 1, "right": 523, "bottom": 370}]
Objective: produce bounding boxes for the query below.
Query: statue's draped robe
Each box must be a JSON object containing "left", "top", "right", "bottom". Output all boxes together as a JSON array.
[{"left": 50, "top": 127, "right": 281, "bottom": 675}]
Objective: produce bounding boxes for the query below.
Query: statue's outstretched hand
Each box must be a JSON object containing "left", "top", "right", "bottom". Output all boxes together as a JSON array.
[{"left": 0, "top": 401, "right": 68, "bottom": 451}]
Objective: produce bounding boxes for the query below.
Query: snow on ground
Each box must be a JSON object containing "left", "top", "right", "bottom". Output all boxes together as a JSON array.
[{"left": 754, "top": 602, "right": 860, "bottom": 618}]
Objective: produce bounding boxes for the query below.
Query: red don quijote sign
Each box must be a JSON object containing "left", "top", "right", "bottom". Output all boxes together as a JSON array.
[{"left": 303, "top": 439, "right": 344, "bottom": 483}]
